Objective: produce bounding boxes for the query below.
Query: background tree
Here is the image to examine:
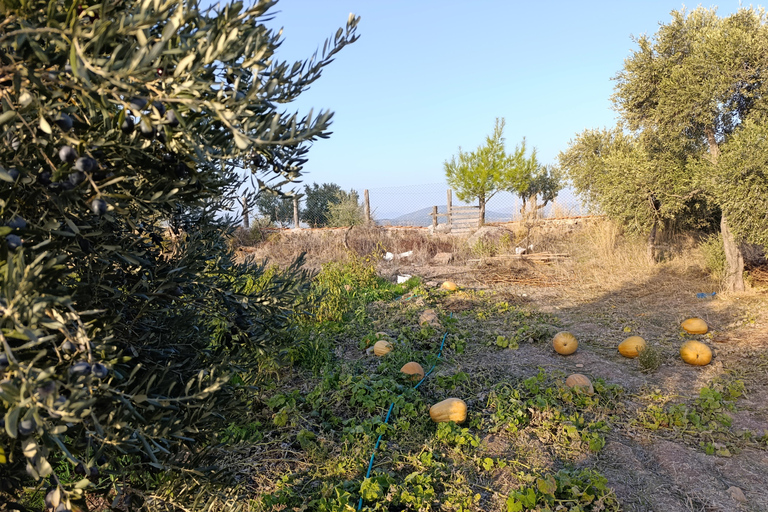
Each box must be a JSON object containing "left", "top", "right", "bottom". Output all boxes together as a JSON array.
[
  {"left": 255, "top": 189, "right": 298, "bottom": 227},
  {"left": 302, "top": 182, "right": 343, "bottom": 227},
  {"left": 612, "top": 6, "right": 768, "bottom": 290},
  {"left": 326, "top": 188, "right": 365, "bottom": 227},
  {"left": 0, "top": 0, "right": 358, "bottom": 508},
  {"left": 559, "top": 127, "right": 708, "bottom": 262},
  {"left": 506, "top": 146, "right": 563, "bottom": 219},
  {"left": 444, "top": 118, "right": 528, "bottom": 225}
]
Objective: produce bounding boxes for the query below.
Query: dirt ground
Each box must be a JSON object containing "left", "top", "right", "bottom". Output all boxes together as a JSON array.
[{"left": 383, "top": 254, "right": 768, "bottom": 512}]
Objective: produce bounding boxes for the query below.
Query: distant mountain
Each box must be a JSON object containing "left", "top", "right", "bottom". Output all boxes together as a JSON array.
[{"left": 377, "top": 206, "right": 512, "bottom": 227}]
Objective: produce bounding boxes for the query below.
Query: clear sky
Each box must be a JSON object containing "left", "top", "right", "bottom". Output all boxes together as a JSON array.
[{"left": 242, "top": 1, "right": 751, "bottom": 221}]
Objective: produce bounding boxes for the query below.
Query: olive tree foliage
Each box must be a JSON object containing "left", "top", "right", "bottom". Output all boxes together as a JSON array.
[
  {"left": 302, "top": 182, "right": 343, "bottom": 227},
  {"left": 326, "top": 188, "right": 365, "bottom": 227},
  {"left": 0, "top": 0, "right": 358, "bottom": 509},
  {"left": 559, "top": 127, "right": 709, "bottom": 262},
  {"left": 444, "top": 118, "right": 529, "bottom": 225},
  {"left": 611, "top": 6, "right": 768, "bottom": 290}
]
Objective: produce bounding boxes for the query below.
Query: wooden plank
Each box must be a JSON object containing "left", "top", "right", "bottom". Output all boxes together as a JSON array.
[{"left": 450, "top": 207, "right": 479, "bottom": 212}]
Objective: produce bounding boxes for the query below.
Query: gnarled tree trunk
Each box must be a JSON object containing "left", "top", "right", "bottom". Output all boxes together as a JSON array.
[
  {"left": 721, "top": 215, "right": 745, "bottom": 292},
  {"left": 647, "top": 220, "right": 658, "bottom": 264}
]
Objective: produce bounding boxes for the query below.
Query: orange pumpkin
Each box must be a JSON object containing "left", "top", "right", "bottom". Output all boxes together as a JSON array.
[
  {"left": 373, "top": 339, "right": 393, "bottom": 357},
  {"left": 429, "top": 398, "right": 467, "bottom": 423},
  {"left": 400, "top": 362, "right": 425, "bottom": 381},
  {"left": 681, "top": 318, "right": 708, "bottom": 335},
  {"left": 565, "top": 373, "right": 594, "bottom": 394},
  {"left": 441, "top": 281, "right": 458, "bottom": 291},
  {"left": 553, "top": 332, "right": 578, "bottom": 355},
  {"left": 618, "top": 336, "right": 647, "bottom": 358},
  {"left": 680, "top": 340, "right": 712, "bottom": 366}
]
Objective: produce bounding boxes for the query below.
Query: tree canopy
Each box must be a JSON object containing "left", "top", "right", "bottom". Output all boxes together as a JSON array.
[
  {"left": 561, "top": 6, "right": 768, "bottom": 284},
  {"left": 0, "top": 0, "right": 358, "bottom": 508}
]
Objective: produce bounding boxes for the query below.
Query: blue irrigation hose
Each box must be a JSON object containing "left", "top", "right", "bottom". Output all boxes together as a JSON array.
[{"left": 357, "top": 313, "right": 453, "bottom": 510}]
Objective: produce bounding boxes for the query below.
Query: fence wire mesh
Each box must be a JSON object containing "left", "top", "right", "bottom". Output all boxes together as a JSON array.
[{"left": 245, "top": 183, "right": 594, "bottom": 229}]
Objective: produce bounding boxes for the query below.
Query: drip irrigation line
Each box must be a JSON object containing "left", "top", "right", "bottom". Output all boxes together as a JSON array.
[{"left": 357, "top": 309, "right": 454, "bottom": 511}]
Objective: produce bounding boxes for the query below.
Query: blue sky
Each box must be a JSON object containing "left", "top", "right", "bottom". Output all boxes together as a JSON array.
[{"left": 252, "top": 1, "right": 747, "bottom": 218}]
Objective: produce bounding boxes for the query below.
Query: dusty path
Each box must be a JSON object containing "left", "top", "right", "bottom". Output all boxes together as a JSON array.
[{"left": 396, "top": 258, "right": 768, "bottom": 512}]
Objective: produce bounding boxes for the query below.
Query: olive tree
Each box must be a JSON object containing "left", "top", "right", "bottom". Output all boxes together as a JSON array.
[
  {"left": 0, "top": 0, "right": 358, "bottom": 509},
  {"left": 612, "top": 6, "right": 768, "bottom": 290}
]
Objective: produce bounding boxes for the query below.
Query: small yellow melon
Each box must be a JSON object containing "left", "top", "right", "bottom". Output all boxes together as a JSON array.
[
  {"left": 441, "top": 281, "right": 458, "bottom": 291},
  {"left": 429, "top": 398, "right": 467, "bottom": 423},
  {"left": 400, "top": 362, "right": 425, "bottom": 381},
  {"left": 373, "top": 339, "right": 393, "bottom": 357},
  {"left": 618, "top": 336, "right": 647, "bottom": 358},
  {"left": 680, "top": 340, "right": 712, "bottom": 366},
  {"left": 553, "top": 332, "right": 578, "bottom": 355},
  {"left": 681, "top": 318, "right": 708, "bottom": 334},
  {"left": 565, "top": 373, "right": 594, "bottom": 394}
]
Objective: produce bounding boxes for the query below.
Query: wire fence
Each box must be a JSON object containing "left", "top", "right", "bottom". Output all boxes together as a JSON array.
[
  {"left": 245, "top": 182, "right": 595, "bottom": 229},
  {"left": 367, "top": 183, "right": 593, "bottom": 227}
]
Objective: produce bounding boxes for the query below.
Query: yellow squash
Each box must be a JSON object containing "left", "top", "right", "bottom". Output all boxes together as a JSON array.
[
  {"left": 429, "top": 398, "right": 467, "bottom": 423},
  {"left": 565, "top": 373, "right": 594, "bottom": 394},
  {"left": 618, "top": 336, "right": 647, "bottom": 358},
  {"left": 680, "top": 340, "right": 712, "bottom": 366},
  {"left": 400, "top": 362, "right": 425, "bottom": 381},
  {"left": 681, "top": 318, "right": 708, "bottom": 334},
  {"left": 373, "top": 339, "right": 393, "bottom": 357},
  {"left": 553, "top": 332, "right": 578, "bottom": 355}
]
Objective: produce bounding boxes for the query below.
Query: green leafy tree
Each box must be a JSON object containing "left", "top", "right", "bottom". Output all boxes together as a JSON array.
[
  {"left": 326, "top": 188, "right": 365, "bottom": 227},
  {"left": 507, "top": 146, "right": 563, "bottom": 219},
  {"left": 444, "top": 118, "right": 529, "bottom": 225},
  {"left": 559, "top": 127, "right": 708, "bottom": 262},
  {"left": 302, "top": 182, "right": 343, "bottom": 227},
  {"left": 255, "top": 189, "right": 297, "bottom": 227},
  {"left": 612, "top": 6, "right": 768, "bottom": 290},
  {"left": 0, "top": 0, "right": 357, "bottom": 509}
]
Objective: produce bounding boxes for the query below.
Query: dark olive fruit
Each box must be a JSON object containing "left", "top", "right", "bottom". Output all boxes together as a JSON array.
[
  {"left": 74, "top": 157, "right": 96, "bottom": 173},
  {"left": 0, "top": 353, "right": 8, "bottom": 369},
  {"left": 88, "top": 467, "right": 100, "bottom": 479},
  {"left": 69, "top": 361, "right": 91, "bottom": 376},
  {"left": 76, "top": 237, "right": 92, "bottom": 254},
  {"left": 173, "top": 286, "right": 183, "bottom": 297},
  {"left": 91, "top": 363, "right": 108, "bottom": 379},
  {"left": 69, "top": 171, "right": 85, "bottom": 186},
  {"left": 166, "top": 110, "right": 179, "bottom": 127},
  {"left": 91, "top": 198, "right": 107, "bottom": 216},
  {"left": 38, "top": 171, "right": 52, "bottom": 185},
  {"left": 8, "top": 216, "right": 26, "bottom": 229},
  {"left": 6, "top": 234, "right": 22, "bottom": 251},
  {"left": 61, "top": 340, "right": 76, "bottom": 353},
  {"left": 8, "top": 168, "right": 19, "bottom": 181},
  {"left": 18, "top": 418, "right": 36, "bottom": 436},
  {"left": 54, "top": 113, "right": 73, "bottom": 131},
  {"left": 97, "top": 455, "right": 107, "bottom": 466},
  {"left": 36, "top": 381, "right": 56, "bottom": 396},
  {"left": 121, "top": 116, "right": 135, "bottom": 134},
  {"left": 174, "top": 163, "right": 189, "bottom": 178},
  {"left": 74, "top": 462, "right": 87, "bottom": 476},
  {"left": 152, "top": 101, "right": 166, "bottom": 116},
  {"left": 129, "top": 97, "right": 147, "bottom": 110},
  {"left": 59, "top": 181, "right": 74, "bottom": 191},
  {"left": 58, "top": 145, "right": 78, "bottom": 163}
]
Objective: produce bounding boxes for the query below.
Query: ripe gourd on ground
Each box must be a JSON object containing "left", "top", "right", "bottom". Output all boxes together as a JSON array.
[
  {"left": 681, "top": 318, "right": 708, "bottom": 334},
  {"left": 565, "top": 374, "right": 594, "bottom": 394},
  {"left": 553, "top": 332, "right": 578, "bottom": 355},
  {"left": 429, "top": 398, "right": 467, "bottom": 423},
  {"left": 400, "top": 362, "right": 425, "bottom": 381},
  {"left": 441, "top": 281, "right": 458, "bottom": 291},
  {"left": 680, "top": 340, "right": 712, "bottom": 366},
  {"left": 373, "top": 339, "right": 393, "bottom": 356},
  {"left": 618, "top": 336, "right": 647, "bottom": 358}
]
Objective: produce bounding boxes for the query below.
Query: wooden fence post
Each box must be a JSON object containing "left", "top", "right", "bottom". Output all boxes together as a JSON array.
[
  {"left": 364, "top": 189, "right": 371, "bottom": 224},
  {"left": 446, "top": 189, "right": 452, "bottom": 233},
  {"left": 293, "top": 196, "right": 299, "bottom": 228},
  {"left": 242, "top": 195, "right": 250, "bottom": 229},
  {"left": 431, "top": 206, "right": 438, "bottom": 230}
]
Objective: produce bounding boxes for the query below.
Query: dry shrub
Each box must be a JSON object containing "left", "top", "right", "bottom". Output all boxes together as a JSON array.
[{"left": 234, "top": 225, "right": 469, "bottom": 269}]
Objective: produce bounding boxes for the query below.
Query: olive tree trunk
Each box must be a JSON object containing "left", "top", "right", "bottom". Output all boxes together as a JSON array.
[
  {"left": 478, "top": 194, "right": 486, "bottom": 227},
  {"left": 707, "top": 130, "right": 746, "bottom": 292},
  {"left": 647, "top": 220, "right": 658, "bottom": 264},
  {"left": 721, "top": 215, "right": 745, "bottom": 292}
]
